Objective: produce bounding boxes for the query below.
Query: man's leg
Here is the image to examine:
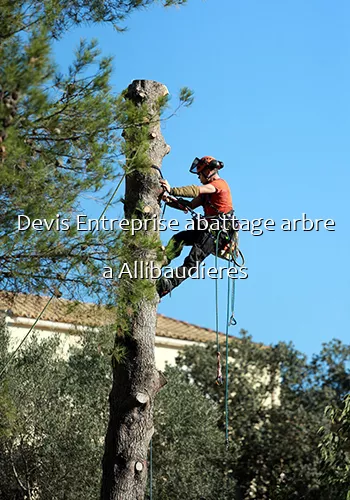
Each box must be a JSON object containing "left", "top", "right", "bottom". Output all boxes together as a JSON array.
[
  {"left": 158, "top": 229, "right": 215, "bottom": 296},
  {"left": 162, "top": 230, "right": 198, "bottom": 267}
]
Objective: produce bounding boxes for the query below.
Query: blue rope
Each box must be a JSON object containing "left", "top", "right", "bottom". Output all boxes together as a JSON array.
[
  {"left": 215, "top": 238, "right": 219, "bottom": 344},
  {"left": 219, "top": 235, "right": 238, "bottom": 448},
  {"left": 215, "top": 230, "right": 223, "bottom": 385},
  {"left": 224, "top": 255, "right": 237, "bottom": 448},
  {"left": 229, "top": 268, "right": 237, "bottom": 327},
  {"left": 149, "top": 438, "right": 153, "bottom": 500},
  {"left": 225, "top": 266, "right": 231, "bottom": 448}
]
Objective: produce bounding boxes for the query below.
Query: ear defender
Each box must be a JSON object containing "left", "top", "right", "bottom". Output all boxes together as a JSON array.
[{"left": 208, "top": 159, "right": 224, "bottom": 170}]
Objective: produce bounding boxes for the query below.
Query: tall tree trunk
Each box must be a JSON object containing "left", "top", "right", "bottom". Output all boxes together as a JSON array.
[{"left": 101, "top": 80, "right": 170, "bottom": 500}]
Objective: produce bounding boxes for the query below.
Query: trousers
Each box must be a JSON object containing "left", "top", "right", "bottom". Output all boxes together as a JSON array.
[{"left": 162, "top": 229, "right": 216, "bottom": 291}]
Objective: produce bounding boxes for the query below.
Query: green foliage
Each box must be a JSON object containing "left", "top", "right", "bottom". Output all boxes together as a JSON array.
[
  {"left": 117, "top": 94, "right": 153, "bottom": 172},
  {"left": 0, "top": 0, "right": 188, "bottom": 38},
  {"left": 0, "top": 0, "right": 192, "bottom": 303},
  {"left": 0, "top": 321, "right": 113, "bottom": 500},
  {"left": 0, "top": 321, "right": 228, "bottom": 500},
  {"left": 179, "top": 86, "right": 195, "bottom": 107},
  {"left": 163, "top": 0, "right": 187, "bottom": 6},
  {"left": 0, "top": 382, "right": 16, "bottom": 439},
  {"left": 308, "top": 339, "right": 350, "bottom": 403},
  {"left": 319, "top": 394, "right": 350, "bottom": 500},
  {"left": 1, "top": 318, "right": 349, "bottom": 500},
  {"left": 112, "top": 91, "right": 163, "bottom": 336},
  {"left": 152, "top": 366, "right": 235, "bottom": 499},
  {"left": 176, "top": 331, "right": 350, "bottom": 500},
  {"left": 0, "top": 4, "right": 122, "bottom": 298},
  {"left": 111, "top": 341, "right": 128, "bottom": 365}
]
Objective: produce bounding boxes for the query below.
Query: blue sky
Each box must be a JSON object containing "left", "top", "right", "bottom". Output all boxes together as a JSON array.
[{"left": 53, "top": 0, "right": 349, "bottom": 357}]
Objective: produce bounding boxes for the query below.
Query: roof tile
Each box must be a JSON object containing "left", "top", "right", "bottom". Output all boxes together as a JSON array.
[{"left": 0, "top": 291, "right": 225, "bottom": 343}]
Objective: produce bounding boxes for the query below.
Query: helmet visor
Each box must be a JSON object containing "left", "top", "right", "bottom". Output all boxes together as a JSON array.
[{"left": 189, "top": 157, "right": 202, "bottom": 174}]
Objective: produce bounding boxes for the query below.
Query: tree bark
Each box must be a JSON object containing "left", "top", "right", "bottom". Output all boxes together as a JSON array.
[{"left": 100, "top": 80, "right": 170, "bottom": 500}]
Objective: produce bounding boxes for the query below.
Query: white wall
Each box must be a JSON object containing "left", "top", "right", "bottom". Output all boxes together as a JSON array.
[
  {"left": 5, "top": 316, "right": 196, "bottom": 370},
  {"left": 5, "top": 315, "right": 280, "bottom": 405}
]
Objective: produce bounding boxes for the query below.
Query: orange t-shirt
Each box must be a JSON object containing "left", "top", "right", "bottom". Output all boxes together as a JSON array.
[{"left": 201, "top": 179, "right": 233, "bottom": 217}]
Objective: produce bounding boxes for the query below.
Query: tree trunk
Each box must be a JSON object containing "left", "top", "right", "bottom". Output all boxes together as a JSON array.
[{"left": 100, "top": 80, "right": 170, "bottom": 500}]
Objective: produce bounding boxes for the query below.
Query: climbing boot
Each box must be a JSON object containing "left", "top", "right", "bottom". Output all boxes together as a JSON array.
[{"left": 156, "top": 277, "right": 173, "bottom": 298}]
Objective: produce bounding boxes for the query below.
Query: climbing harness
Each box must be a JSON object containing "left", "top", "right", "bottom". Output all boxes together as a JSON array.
[
  {"left": 211, "top": 219, "right": 245, "bottom": 267},
  {"left": 177, "top": 208, "right": 245, "bottom": 267},
  {"left": 199, "top": 188, "right": 245, "bottom": 266}
]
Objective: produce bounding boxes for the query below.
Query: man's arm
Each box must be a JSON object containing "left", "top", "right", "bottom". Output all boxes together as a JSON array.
[
  {"left": 198, "top": 184, "right": 216, "bottom": 194},
  {"left": 160, "top": 179, "right": 216, "bottom": 197},
  {"left": 189, "top": 195, "right": 203, "bottom": 209},
  {"left": 162, "top": 195, "right": 192, "bottom": 212}
]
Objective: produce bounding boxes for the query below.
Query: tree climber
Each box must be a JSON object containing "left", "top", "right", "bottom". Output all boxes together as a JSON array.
[{"left": 157, "top": 156, "right": 234, "bottom": 297}]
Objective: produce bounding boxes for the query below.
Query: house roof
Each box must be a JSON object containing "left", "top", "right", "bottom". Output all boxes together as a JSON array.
[{"left": 0, "top": 290, "right": 223, "bottom": 344}]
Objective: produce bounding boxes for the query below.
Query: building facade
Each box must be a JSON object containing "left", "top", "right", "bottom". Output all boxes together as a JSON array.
[{"left": 0, "top": 290, "right": 221, "bottom": 370}]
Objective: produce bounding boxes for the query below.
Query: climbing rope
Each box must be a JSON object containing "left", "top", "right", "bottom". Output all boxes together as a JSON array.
[
  {"left": 224, "top": 249, "right": 237, "bottom": 449},
  {"left": 149, "top": 438, "right": 153, "bottom": 500},
  {"left": 225, "top": 264, "right": 231, "bottom": 448},
  {"left": 215, "top": 230, "right": 224, "bottom": 385},
  {"left": 214, "top": 227, "right": 240, "bottom": 448}
]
